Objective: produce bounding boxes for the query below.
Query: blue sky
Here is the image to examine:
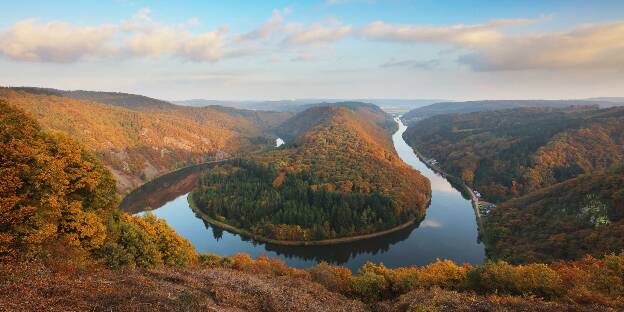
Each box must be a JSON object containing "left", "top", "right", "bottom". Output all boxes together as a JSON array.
[{"left": 1, "top": 0, "right": 623, "bottom": 100}]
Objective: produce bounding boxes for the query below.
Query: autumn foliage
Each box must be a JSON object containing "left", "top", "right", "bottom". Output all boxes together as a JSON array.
[
  {"left": 485, "top": 167, "right": 624, "bottom": 263},
  {"left": 404, "top": 106, "right": 623, "bottom": 202},
  {"left": 191, "top": 105, "right": 431, "bottom": 241},
  {"left": 0, "top": 101, "right": 196, "bottom": 267},
  {"left": 0, "top": 100, "right": 117, "bottom": 260},
  {"left": 0, "top": 87, "right": 290, "bottom": 193}
]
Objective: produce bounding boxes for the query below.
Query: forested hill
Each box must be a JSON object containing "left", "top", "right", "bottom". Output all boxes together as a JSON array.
[
  {"left": 403, "top": 106, "right": 624, "bottom": 203},
  {"left": 402, "top": 99, "right": 624, "bottom": 125},
  {"left": 485, "top": 167, "right": 624, "bottom": 264},
  {"left": 273, "top": 102, "right": 397, "bottom": 144},
  {"left": 10, "top": 87, "right": 175, "bottom": 109},
  {"left": 190, "top": 104, "right": 431, "bottom": 241},
  {"left": 403, "top": 106, "right": 624, "bottom": 264},
  {"left": 0, "top": 87, "right": 291, "bottom": 193}
]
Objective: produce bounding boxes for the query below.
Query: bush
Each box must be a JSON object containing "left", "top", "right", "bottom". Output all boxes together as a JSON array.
[
  {"left": 309, "top": 262, "right": 353, "bottom": 293},
  {"left": 418, "top": 259, "right": 469, "bottom": 289},
  {"left": 227, "top": 253, "right": 308, "bottom": 278},
  {"left": 466, "top": 261, "right": 563, "bottom": 298},
  {"left": 351, "top": 269, "right": 389, "bottom": 302},
  {"left": 588, "top": 253, "right": 624, "bottom": 298},
  {"left": 199, "top": 253, "right": 223, "bottom": 267},
  {"left": 99, "top": 213, "right": 197, "bottom": 268}
]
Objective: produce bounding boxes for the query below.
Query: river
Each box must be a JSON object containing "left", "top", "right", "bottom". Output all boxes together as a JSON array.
[{"left": 120, "top": 118, "right": 485, "bottom": 271}]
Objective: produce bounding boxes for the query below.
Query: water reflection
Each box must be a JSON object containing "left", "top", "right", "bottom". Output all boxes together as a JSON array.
[{"left": 121, "top": 118, "right": 485, "bottom": 271}]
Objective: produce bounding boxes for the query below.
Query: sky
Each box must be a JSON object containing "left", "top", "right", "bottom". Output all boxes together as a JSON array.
[{"left": 1, "top": 0, "right": 623, "bottom": 101}]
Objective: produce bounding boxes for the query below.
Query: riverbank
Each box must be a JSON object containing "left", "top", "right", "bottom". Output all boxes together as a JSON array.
[
  {"left": 188, "top": 192, "right": 423, "bottom": 246},
  {"left": 402, "top": 138, "right": 486, "bottom": 238}
]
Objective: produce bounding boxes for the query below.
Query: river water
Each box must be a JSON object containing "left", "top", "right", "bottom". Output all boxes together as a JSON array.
[{"left": 121, "top": 118, "right": 485, "bottom": 271}]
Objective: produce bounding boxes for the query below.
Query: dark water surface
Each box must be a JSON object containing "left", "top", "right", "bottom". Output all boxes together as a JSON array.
[{"left": 121, "top": 118, "right": 485, "bottom": 271}]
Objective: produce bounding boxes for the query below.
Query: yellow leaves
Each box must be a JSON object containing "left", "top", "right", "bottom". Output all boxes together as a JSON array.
[
  {"left": 419, "top": 259, "right": 469, "bottom": 289},
  {"left": 309, "top": 262, "right": 353, "bottom": 293},
  {"left": 60, "top": 202, "right": 107, "bottom": 250},
  {"left": 1, "top": 102, "right": 117, "bottom": 259},
  {"left": 108, "top": 213, "right": 198, "bottom": 268},
  {"left": 272, "top": 172, "right": 286, "bottom": 188}
]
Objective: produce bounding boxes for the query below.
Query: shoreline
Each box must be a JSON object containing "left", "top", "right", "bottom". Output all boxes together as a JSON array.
[
  {"left": 403, "top": 139, "right": 486, "bottom": 238},
  {"left": 187, "top": 192, "right": 421, "bottom": 246}
]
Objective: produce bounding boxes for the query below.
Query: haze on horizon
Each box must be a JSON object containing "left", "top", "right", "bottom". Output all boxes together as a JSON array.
[{"left": 1, "top": 0, "right": 623, "bottom": 101}]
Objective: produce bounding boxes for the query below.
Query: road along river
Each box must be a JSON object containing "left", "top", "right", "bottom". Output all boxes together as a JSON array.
[{"left": 120, "top": 118, "right": 485, "bottom": 271}]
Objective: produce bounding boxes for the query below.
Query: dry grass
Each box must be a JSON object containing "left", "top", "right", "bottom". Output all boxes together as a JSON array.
[{"left": 0, "top": 261, "right": 365, "bottom": 312}]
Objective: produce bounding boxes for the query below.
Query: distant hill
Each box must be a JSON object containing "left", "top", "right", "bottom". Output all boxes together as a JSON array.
[
  {"left": 586, "top": 97, "right": 624, "bottom": 102},
  {"left": 174, "top": 98, "right": 443, "bottom": 114},
  {"left": 403, "top": 106, "right": 624, "bottom": 203},
  {"left": 402, "top": 99, "right": 624, "bottom": 125},
  {"left": 11, "top": 87, "right": 175, "bottom": 109},
  {"left": 273, "top": 102, "right": 396, "bottom": 144},
  {"left": 190, "top": 103, "right": 431, "bottom": 241},
  {"left": 0, "top": 87, "right": 291, "bottom": 193}
]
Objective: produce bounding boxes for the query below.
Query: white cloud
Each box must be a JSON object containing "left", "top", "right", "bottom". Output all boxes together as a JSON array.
[
  {"left": 285, "top": 24, "right": 352, "bottom": 45},
  {"left": 3, "top": 8, "right": 623, "bottom": 72},
  {"left": 360, "top": 19, "right": 532, "bottom": 46},
  {"left": 178, "top": 29, "right": 228, "bottom": 62},
  {"left": 460, "top": 21, "right": 624, "bottom": 71},
  {"left": 0, "top": 19, "right": 117, "bottom": 62},
  {"left": 238, "top": 8, "right": 290, "bottom": 41},
  {"left": 361, "top": 19, "right": 624, "bottom": 71},
  {"left": 0, "top": 8, "right": 235, "bottom": 63}
]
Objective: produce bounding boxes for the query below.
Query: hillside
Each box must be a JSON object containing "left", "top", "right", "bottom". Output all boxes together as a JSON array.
[
  {"left": 190, "top": 104, "right": 431, "bottom": 242},
  {"left": 0, "top": 87, "right": 290, "bottom": 193},
  {"left": 9, "top": 87, "right": 175, "bottom": 109},
  {"left": 273, "top": 102, "right": 397, "bottom": 143},
  {"left": 484, "top": 167, "right": 624, "bottom": 264},
  {"left": 402, "top": 99, "right": 624, "bottom": 125},
  {"left": 403, "top": 106, "right": 624, "bottom": 202}
]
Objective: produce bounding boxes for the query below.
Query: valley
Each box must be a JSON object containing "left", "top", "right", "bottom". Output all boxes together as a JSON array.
[
  {"left": 2, "top": 91, "right": 624, "bottom": 310},
  {"left": 0, "top": 87, "right": 291, "bottom": 193},
  {"left": 3, "top": 2, "right": 624, "bottom": 310},
  {"left": 122, "top": 116, "right": 485, "bottom": 270}
]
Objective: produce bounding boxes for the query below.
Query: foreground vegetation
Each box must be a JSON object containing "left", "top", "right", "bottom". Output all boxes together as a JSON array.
[
  {"left": 2, "top": 250, "right": 623, "bottom": 310},
  {"left": 0, "top": 100, "right": 197, "bottom": 266}
]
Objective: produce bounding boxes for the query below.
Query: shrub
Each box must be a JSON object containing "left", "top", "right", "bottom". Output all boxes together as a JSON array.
[
  {"left": 99, "top": 213, "right": 197, "bottom": 268},
  {"left": 466, "top": 261, "right": 563, "bottom": 298},
  {"left": 309, "top": 262, "right": 353, "bottom": 293},
  {"left": 385, "top": 266, "right": 420, "bottom": 294},
  {"left": 418, "top": 259, "right": 469, "bottom": 289},
  {"left": 227, "top": 253, "right": 308, "bottom": 277},
  {"left": 589, "top": 253, "right": 624, "bottom": 298},
  {"left": 351, "top": 269, "right": 389, "bottom": 302},
  {"left": 199, "top": 253, "right": 223, "bottom": 267}
]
